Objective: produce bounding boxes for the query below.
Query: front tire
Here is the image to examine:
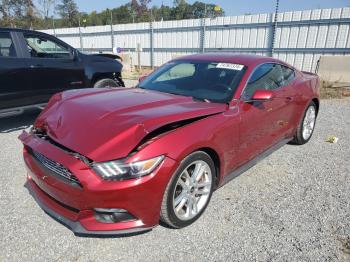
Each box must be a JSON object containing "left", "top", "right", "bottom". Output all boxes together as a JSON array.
[
  {"left": 160, "top": 151, "right": 215, "bottom": 228},
  {"left": 291, "top": 101, "right": 317, "bottom": 145},
  {"left": 93, "top": 78, "right": 121, "bottom": 88}
]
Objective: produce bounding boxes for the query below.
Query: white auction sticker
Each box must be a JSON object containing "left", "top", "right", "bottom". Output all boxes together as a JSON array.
[{"left": 216, "top": 63, "right": 244, "bottom": 71}]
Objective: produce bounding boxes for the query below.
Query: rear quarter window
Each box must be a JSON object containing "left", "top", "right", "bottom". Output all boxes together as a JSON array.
[{"left": 281, "top": 65, "right": 295, "bottom": 86}]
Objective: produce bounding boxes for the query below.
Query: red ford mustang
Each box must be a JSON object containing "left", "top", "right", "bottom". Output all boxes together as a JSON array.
[{"left": 19, "top": 54, "right": 320, "bottom": 235}]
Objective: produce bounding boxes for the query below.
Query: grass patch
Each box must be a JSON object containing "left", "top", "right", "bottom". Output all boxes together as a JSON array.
[
  {"left": 320, "top": 79, "right": 350, "bottom": 99},
  {"left": 338, "top": 236, "right": 350, "bottom": 255}
]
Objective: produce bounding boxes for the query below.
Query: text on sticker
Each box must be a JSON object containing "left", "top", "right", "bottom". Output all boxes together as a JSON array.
[{"left": 216, "top": 63, "right": 244, "bottom": 71}]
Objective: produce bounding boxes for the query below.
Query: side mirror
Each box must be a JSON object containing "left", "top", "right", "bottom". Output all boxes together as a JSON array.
[
  {"left": 139, "top": 74, "right": 148, "bottom": 83},
  {"left": 71, "top": 49, "right": 79, "bottom": 61},
  {"left": 247, "top": 89, "right": 274, "bottom": 102}
]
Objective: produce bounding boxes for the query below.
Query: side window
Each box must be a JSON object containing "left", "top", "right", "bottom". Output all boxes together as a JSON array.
[
  {"left": 24, "top": 34, "right": 71, "bottom": 59},
  {"left": 243, "top": 63, "right": 284, "bottom": 98},
  {"left": 281, "top": 65, "right": 295, "bottom": 86},
  {"left": 156, "top": 63, "right": 195, "bottom": 82},
  {"left": 0, "top": 32, "right": 17, "bottom": 57}
]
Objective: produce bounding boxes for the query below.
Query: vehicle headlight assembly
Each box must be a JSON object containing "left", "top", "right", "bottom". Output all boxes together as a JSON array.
[
  {"left": 92, "top": 155, "right": 164, "bottom": 181},
  {"left": 24, "top": 125, "right": 33, "bottom": 134}
]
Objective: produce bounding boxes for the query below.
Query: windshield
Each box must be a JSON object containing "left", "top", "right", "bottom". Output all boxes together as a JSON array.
[{"left": 139, "top": 60, "right": 246, "bottom": 103}]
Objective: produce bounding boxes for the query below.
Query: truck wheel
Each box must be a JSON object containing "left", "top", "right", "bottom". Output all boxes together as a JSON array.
[{"left": 93, "top": 78, "right": 121, "bottom": 88}]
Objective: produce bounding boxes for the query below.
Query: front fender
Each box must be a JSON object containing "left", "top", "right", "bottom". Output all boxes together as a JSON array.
[
  {"left": 129, "top": 112, "right": 240, "bottom": 183},
  {"left": 82, "top": 55, "right": 123, "bottom": 86}
]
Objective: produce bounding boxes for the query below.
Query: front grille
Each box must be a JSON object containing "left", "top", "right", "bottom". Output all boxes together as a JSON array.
[
  {"left": 31, "top": 149, "right": 82, "bottom": 187},
  {"left": 32, "top": 128, "right": 92, "bottom": 165}
]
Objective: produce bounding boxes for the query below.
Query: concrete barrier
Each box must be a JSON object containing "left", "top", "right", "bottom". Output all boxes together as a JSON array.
[{"left": 317, "top": 56, "right": 350, "bottom": 87}]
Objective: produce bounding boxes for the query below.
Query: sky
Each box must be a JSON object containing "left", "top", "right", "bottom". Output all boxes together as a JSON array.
[{"left": 74, "top": 0, "right": 350, "bottom": 16}]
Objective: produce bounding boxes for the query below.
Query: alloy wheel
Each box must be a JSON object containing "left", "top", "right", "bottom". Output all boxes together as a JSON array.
[
  {"left": 302, "top": 105, "right": 316, "bottom": 140},
  {"left": 172, "top": 160, "right": 212, "bottom": 221}
]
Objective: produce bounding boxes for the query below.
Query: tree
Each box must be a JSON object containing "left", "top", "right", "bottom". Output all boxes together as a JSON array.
[
  {"left": 113, "top": 4, "right": 136, "bottom": 24},
  {"left": 173, "top": 0, "right": 186, "bottom": 6},
  {"left": 0, "top": 0, "right": 226, "bottom": 29},
  {"left": 57, "top": 0, "right": 78, "bottom": 27},
  {"left": 139, "top": 0, "right": 151, "bottom": 9},
  {"left": 37, "top": 0, "right": 56, "bottom": 19},
  {"left": 191, "top": 1, "right": 224, "bottom": 18},
  {"left": 171, "top": 0, "right": 191, "bottom": 20},
  {"left": 0, "top": 0, "right": 37, "bottom": 28},
  {"left": 23, "top": 0, "right": 36, "bottom": 28},
  {"left": 0, "top": 0, "right": 12, "bottom": 26},
  {"left": 157, "top": 4, "right": 172, "bottom": 21}
]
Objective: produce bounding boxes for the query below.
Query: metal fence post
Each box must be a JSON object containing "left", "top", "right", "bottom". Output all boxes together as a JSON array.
[
  {"left": 52, "top": 17, "right": 56, "bottom": 37},
  {"left": 268, "top": 14, "right": 274, "bottom": 57},
  {"left": 110, "top": 11, "right": 115, "bottom": 53},
  {"left": 78, "top": 18, "right": 84, "bottom": 52},
  {"left": 200, "top": 18, "right": 206, "bottom": 53},
  {"left": 269, "top": 0, "right": 279, "bottom": 57},
  {"left": 78, "top": 28, "right": 84, "bottom": 51},
  {"left": 150, "top": 21, "right": 154, "bottom": 69}
]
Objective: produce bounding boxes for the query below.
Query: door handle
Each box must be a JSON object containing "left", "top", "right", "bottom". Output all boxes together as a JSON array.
[
  {"left": 285, "top": 96, "right": 293, "bottom": 101},
  {"left": 30, "top": 64, "right": 44, "bottom": 68}
]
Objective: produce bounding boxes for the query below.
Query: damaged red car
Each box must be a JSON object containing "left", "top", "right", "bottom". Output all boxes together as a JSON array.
[{"left": 19, "top": 54, "right": 320, "bottom": 235}]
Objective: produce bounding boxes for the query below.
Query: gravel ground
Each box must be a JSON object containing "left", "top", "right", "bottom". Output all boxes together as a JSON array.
[{"left": 0, "top": 99, "right": 349, "bottom": 262}]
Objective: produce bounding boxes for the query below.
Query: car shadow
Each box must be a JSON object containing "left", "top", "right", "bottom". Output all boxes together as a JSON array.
[{"left": 0, "top": 109, "right": 41, "bottom": 134}]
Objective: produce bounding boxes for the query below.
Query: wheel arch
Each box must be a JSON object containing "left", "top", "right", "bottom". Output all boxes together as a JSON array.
[
  {"left": 91, "top": 72, "right": 124, "bottom": 87},
  {"left": 92, "top": 72, "right": 116, "bottom": 85},
  {"left": 312, "top": 97, "right": 320, "bottom": 115},
  {"left": 193, "top": 147, "right": 221, "bottom": 189}
]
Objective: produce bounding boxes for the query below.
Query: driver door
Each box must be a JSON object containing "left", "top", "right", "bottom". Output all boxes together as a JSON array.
[
  {"left": 21, "top": 32, "right": 85, "bottom": 102},
  {"left": 236, "top": 63, "right": 293, "bottom": 165}
]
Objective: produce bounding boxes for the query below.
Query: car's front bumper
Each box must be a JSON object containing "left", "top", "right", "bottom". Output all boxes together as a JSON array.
[
  {"left": 25, "top": 178, "right": 154, "bottom": 236},
  {"left": 19, "top": 131, "right": 177, "bottom": 236}
]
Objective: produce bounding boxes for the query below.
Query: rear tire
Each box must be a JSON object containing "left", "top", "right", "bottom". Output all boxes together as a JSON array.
[
  {"left": 160, "top": 151, "right": 215, "bottom": 228},
  {"left": 291, "top": 101, "right": 317, "bottom": 145},
  {"left": 93, "top": 78, "right": 121, "bottom": 88}
]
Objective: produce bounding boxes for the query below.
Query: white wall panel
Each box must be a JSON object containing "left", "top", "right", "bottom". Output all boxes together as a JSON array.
[{"left": 40, "top": 7, "right": 350, "bottom": 71}]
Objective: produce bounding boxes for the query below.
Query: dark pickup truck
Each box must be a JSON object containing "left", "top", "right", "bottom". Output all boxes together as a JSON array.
[{"left": 0, "top": 28, "right": 124, "bottom": 117}]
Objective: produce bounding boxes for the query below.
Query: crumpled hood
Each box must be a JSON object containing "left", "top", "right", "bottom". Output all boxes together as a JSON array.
[{"left": 35, "top": 88, "right": 227, "bottom": 162}]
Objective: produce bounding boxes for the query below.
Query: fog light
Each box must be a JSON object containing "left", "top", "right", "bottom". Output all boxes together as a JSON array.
[{"left": 94, "top": 208, "right": 136, "bottom": 223}]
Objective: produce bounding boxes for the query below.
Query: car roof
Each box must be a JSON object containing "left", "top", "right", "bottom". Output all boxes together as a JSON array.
[
  {"left": 0, "top": 27, "right": 39, "bottom": 33},
  {"left": 172, "top": 53, "right": 289, "bottom": 68},
  {"left": 0, "top": 27, "right": 56, "bottom": 38},
  {"left": 0, "top": 27, "right": 74, "bottom": 48}
]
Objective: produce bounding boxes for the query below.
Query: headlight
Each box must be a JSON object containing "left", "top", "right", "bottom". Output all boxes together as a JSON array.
[
  {"left": 92, "top": 155, "right": 164, "bottom": 181},
  {"left": 24, "top": 125, "right": 33, "bottom": 134}
]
